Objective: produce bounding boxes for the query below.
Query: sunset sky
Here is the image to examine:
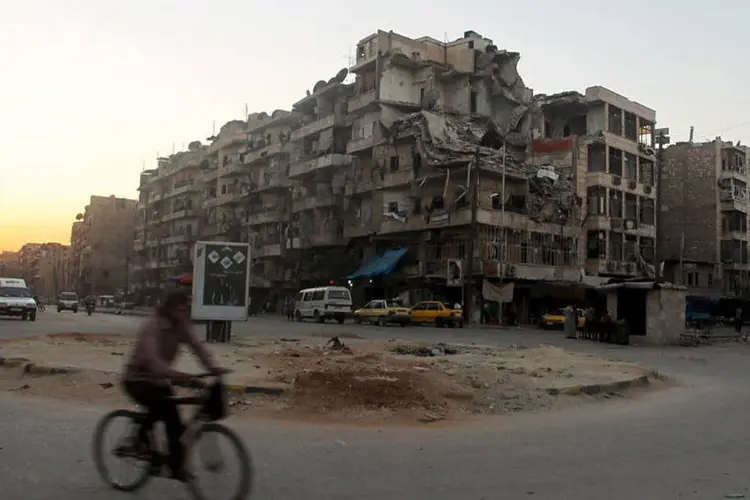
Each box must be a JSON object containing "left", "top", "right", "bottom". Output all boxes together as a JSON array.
[{"left": 1, "top": 0, "right": 748, "bottom": 252}]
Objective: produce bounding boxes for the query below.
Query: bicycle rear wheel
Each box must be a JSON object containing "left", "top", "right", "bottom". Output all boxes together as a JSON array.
[
  {"left": 92, "top": 409, "right": 153, "bottom": 492},
  {"left": 185, "top": 422, "right": 254, "bottom": 500}
]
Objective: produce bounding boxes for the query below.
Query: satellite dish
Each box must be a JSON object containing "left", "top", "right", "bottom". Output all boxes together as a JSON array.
[
  {"left": 312, "top": 80, "right": 327, "bottom": 93},
  {"left": 333, "top": 68, "right": 348, "bottom": 83}
]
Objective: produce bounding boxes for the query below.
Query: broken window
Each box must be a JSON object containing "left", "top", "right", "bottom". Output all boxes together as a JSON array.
[
  {"left": 638, "top": 121, "right": 654, "bottom": 148},
  {"left": 624, "top": 112, "right": 637, "bottom": 141},
  {"left": 608, "top": 147, "right": 623, "bottom": 176},
  {"left": 609, "top": 190, "right": 622, "bottom": 218},
  {"left": 624, "top": 235, "right": 637, "bottom": 262},
  {"left": 624, "top": 194, "right": 638, "bottom": 221},
  {"left": 357, "top": 45, "right": 366, "bottom": 60},
  {"left": 469, "top": 91, "right": 478, "bottom": 113},
  {"left": 389, "top": 155, "right": 400, "bottom": 172},
  {"left": 586, "top": 231, "right": 606, "bottom": 259},
  {"left": 639, "top": 237, "right": 655, "bottom": 263},
  {"left": 586, "top": 187, "right": 606, "bottom": 216},
  {"left": 624, "top": 153, "right": 637, "bottom": 180},
  {"left": 639, "top": 198, "right": 654, "bottom": 225},
  {"left": 387, "top": 202, "right": 399, "bottom": 213},
  {"left": 587, "top": 144, "right": 606, "bottom": 172},
  {"left": 608, "top": 105, "right": 623, "bottom": 136},
  {"left": 609, "top": 232, "right": 623, "bottom": 261},
  {"left": 639, "top": 158, "right": 655, "bottom": 185}
]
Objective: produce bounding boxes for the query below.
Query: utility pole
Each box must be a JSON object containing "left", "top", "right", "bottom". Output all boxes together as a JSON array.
[
  {"left": 463, "top": 146, "right": 480, "bottom": 323},
  {"left": 653, "top": 127, "right": 671, "bottom": 282}
]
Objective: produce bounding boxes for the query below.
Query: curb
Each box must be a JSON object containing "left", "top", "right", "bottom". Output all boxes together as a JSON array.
[
  {"left": 0, "top": 357, "right": 285, "bottom": 396},
  {"left": 545, "top": 375, "right": 651, "bottom": 396}
]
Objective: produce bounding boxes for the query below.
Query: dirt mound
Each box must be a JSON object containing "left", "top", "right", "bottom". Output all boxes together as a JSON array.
[{"left": 293, "top": 367, "right": 439, "bottom": 412}]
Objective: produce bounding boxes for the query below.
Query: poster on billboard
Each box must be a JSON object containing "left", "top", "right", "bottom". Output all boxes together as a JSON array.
[
  {"left": 191, "top": 241, "right": 250, "bottom": 321},
  {"left": 447, "top": 259, "right": 463, "bottom": 287}
]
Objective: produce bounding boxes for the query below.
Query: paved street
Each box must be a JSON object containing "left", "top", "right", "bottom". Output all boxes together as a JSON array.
[{"left": 3, "top": 311, "right": 750, "bottom": 498}]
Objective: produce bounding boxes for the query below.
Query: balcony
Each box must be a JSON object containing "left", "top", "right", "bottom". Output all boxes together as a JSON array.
[
  {"left": 167, "top": 182, "right": 200, "bottom": 198},
  {"left": 723, "top": 230, "right": 749, "bottom": 241},
  {"left": 290, "top": 114, "right": 346, "bottom": 142},
  {"left": 163, "top": 233, "right": 192, "bottom": 245},
  {"left": 162, "top": 209, "right": 197, "bottom": 223},
  {"left": 292, "top": 191, "right": 338, "bottom": 212},
  {"left": 148, "top": 192, "right": 163, "bottom": 205},
  {"left": 346, "top": 135, "right": 377, "bottom": 154},
  {"left": 247, "top": 209, "right": 281, "bottom": 226},
  {"left": 244, "top": 143, "right": 283, "bottom": 165},
  {"left": 288, "top": 153, "right": 353, "bottom": 179},
  {"left": 217, "top": 192, "right": 241, "bottom": 206},
  {"left": 256, "top": 175, "right": 291, "bottom": 193},
  {"left": 203, "top": 196, "right": 220, "bottom": 209},
  {"left": 297, "top": 231, "right": 343, "bottom": 248},
  {"left": 221, "top": 162, "right": 248, "bottom": 177},
  {"left": 259, "top": 243, "right": 282, "bottom": 257},
  {"left": 203, "top": 168, "right": 220, "bottom": 182},
  {"left": 721, "top": 191, "right": 748, "bottom": 212},
  {"left": 348, "top": 90, "right": 376, "bottom": 113}
]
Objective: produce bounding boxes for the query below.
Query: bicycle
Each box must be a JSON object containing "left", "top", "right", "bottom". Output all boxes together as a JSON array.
[{"left": 91, "top": 373, "right": 254, "bottom": 500}]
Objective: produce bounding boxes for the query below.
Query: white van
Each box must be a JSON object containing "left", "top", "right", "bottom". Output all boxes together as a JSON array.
[
  {"left": 0, "top": 277, "right": 37, "bottom": 321},
  {"left": 294, "top": 286, "right": 353, "bottom": 324}
]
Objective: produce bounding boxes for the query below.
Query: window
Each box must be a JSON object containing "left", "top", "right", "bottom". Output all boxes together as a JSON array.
[
  {"left": 389, "top": 155, "right": 400, "bottom": 172},
  {"left": 387, "top": 202, "right": 399, "bottom": 213},
  {"left": 587, "top": 144, "right": 606, "bottom": 172},
  {"left": 468, "top": 41, "right": 474, "bottom": 49},
  {"left": 609, "top": 232, "right": 624, "bottom": 261},
  {"left": 327, "top": 289, "right": 350, "bottom": 301},
  {"left": 427, "top": 303, "right": 440, "bottom": 311},
  {"left": 610, "top": 191, "right": 622, "bottom": 218},
  {"left": 312, "top": 291, "right": 325, "bottom": 300},
  {"left": 587, "top": 187, "right": 606, "bottom": 215},
  {"left": 639, "top": 158, "right": 655, "bottom": 185},
  {"left": 624, "top": 153, "right": 637, "bottom": 180},
  {"left": 624, "top": 112, "right": 637, "bottom": 141},
  {"left": 586, "top": 231, "right": 606, "bottom": 259},
  {"left": 609, "top": 147, "right": 623, "bottom": 176},
  {"left": 469, "top": 91, "right": 478, "bottom": 113},
  {"left": 608, "top": 105, "right": 623, "bottom": 135},
  {"left": 707, "top": 273, "right": 714, "bottom": 286}
]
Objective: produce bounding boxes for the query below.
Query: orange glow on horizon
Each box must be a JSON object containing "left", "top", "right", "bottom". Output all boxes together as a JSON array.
[{"left": 0, "top": 224, "right": 70, "bottom": 252}]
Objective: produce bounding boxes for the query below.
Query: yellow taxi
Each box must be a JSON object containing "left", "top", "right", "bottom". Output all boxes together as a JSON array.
[
  {"left": 409, "top": 301, "right": 464, "bottom": 328},
  {"left": 353, "top": 299, "right": 412, "bottom": 326},
  {"left": 539, "top": 308, "right": 585, "bottom": 329}
]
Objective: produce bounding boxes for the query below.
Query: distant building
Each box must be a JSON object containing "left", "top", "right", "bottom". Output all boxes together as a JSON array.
[
  {"left": 68, "top": 195, "right": 137, "bottom": 296},
  {"left": 660, "top": 138, "right": 748, "bottom": 296}
]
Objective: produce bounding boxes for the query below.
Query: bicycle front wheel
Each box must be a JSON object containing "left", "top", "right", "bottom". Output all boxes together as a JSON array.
[
  {"left": 91, "top": 409, "right": 153, "bottom": 492},
  {"left": 185, "top": 422, "right": 254, "bottom": 500}
]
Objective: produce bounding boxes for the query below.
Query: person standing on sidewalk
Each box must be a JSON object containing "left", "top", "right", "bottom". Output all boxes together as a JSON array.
[
  {"left": 564, "top": 304, "right": 577, "bottom": 339},
  {"left": 735, "top": 306, "right": 743, "bottom": 334}
]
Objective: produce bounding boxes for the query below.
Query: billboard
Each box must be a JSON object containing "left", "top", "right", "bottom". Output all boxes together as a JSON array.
[
  {"left": 191, "top": 241, "right": 250, "bottom": 321},
  {"left": 447, "top": 259, "right": 462, "bottom": 287}
]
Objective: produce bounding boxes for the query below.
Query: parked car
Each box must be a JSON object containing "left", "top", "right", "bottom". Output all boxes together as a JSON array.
[
  {"left": 57, "top": 291, "right": 79, "bottom": 313},
  {"left": 539, "top": 308, "right": 585, "bottom": 329},
  {"left": 409, "top": 301, "right": 464, "bottom": 328},
  {"left": 353, "top": 299, "right": 411, "bottom": 326},
  {"left": 294, "top": 286, "right": 353, "bottom": 324}
]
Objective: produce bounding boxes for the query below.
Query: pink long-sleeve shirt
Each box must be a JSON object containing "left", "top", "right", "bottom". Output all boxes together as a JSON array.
[{"left": 124, "top": 315, "right": 216, "bottom": 382}]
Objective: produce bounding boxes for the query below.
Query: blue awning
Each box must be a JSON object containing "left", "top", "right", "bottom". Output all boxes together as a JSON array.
[{"left": 346, "top": 248, "right": 408, "bottom": 279}]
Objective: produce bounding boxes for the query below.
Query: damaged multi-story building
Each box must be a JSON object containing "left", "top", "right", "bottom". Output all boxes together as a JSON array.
[
  {"left": 659, "top": 138, "right": 748, "bottom": 296},
  {"left": 129, "top": 28, "right": 660, "bottom": 322},
  {"left": 68, "top": 195, "right": 137, "bottom": 296},
  {"left": 132, "top": 143, "right": 205, "bottom": 295}
]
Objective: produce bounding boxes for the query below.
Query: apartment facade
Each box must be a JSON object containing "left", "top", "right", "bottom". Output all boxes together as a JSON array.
[
  {"left": 36, "top": 243, "right": 69, "bottom": 298},
  {"left": 0, "top": 251, "right": 22, "bottom": 279},
  {"left": 68, "top": 195, "right": 137, "bottom": 296},
  {"left": 660, "top": 139, "right": 748, "bottom": 296},
  {"left": 133, "top": 142, "right": 205, "bottom": 291},
  {"left": 130, "top": 28, "right": 659, "bottom": 320}
]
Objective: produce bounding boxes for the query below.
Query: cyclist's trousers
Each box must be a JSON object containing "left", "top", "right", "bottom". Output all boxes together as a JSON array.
[{"left": 123, "top": 380, "right": 185, "bottom": 474}]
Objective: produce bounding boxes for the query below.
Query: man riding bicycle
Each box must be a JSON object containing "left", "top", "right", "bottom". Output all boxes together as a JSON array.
[{"left": 122, "top": 289, "right": 229, "bottom": 481}]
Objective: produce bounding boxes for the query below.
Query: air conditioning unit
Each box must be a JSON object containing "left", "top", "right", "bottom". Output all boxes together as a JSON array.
[
  {"left": 625, "top": 219, "right": 637, "bottom": 230},
  {"left": 644, "top": 185, "right": 653, "bottom": 194},
  {"left": 606, "top": 261, "right": 618, "bottom": 272},
  {"left": 505, "top": 264, "right": 516, "bottom": 277},
  {"left": 612, "top": 176, "right": 622, "bottom": 186},
  {"left": 628, "top": 180, "right": 637, "bottom": 190}
]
